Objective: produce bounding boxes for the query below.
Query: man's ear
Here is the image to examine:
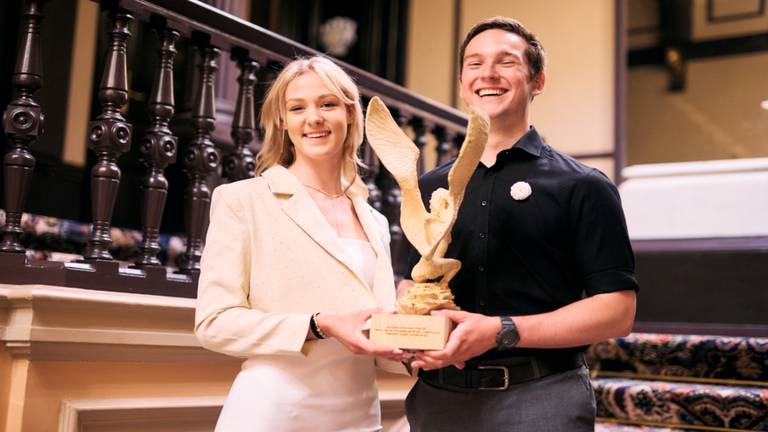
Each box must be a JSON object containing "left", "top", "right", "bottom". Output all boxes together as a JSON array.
[{"left": 531, "top": 72, "right": 545, "bottom": 97}]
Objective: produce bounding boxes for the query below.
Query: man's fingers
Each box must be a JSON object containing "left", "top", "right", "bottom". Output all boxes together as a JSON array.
[{"left": 430, "top": 309, "right": 466, "bottom": 322}]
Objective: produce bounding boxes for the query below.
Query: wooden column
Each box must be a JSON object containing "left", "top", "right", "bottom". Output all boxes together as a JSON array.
[
  {"left": 410, "top": 116, "right": 427, "bottom": 175},
  {"left": 362, "top": 144, "right": 383, "bottom": 212},
  {"left": 360, "top": 96, "right": 383, "bottom": 211},
  {"left": 136, "top": 27, "right": 179, "bottom": 267},
  {"left": 223, "top": 50, "right": 258, "bottom": 182},
  {"left": 1, "top": 0, "right": 45, "bottom": 254},
  {"left": 84, "top": 9, "right": 133, "bottom": 261},
  {"left": 433, "top": 125, "right": 458, "bottom": 166},
  {"left": 179, "top": 43, "right": 220, "bottom": 274}
]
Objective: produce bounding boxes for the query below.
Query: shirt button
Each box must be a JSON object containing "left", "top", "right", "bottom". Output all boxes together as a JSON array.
[
  {"left": 481, "top": 200, "right": 487, "bottom": 206},
  {"left": 478, "top": 265, "right": 485, "bottom": 272},
  {"left": 479, "top": 233, "right": 487, "bottom": 239}
]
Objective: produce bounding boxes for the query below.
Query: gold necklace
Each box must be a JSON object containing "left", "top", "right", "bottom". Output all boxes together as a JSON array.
[
  {"left": 303, "top": 184, "right": 347, "bottom": 233},
  {"left": 302, "top": 183, "right": 345, "bottom": 199}
]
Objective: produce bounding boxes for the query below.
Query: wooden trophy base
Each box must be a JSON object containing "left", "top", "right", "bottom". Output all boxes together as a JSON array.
[{"left": 369, "top": 313, "right": 453, "bottom": 350}]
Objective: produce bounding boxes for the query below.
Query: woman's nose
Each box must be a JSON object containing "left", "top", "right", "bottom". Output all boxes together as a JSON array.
[{"left": 307, "top": 107, "right": 323, "bottom": 124}]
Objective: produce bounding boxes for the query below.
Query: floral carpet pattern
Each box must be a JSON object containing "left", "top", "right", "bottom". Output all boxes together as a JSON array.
[
  {"left": 594, "top": 377, "right": 768, "bottom": 430},
  {"left": 587, "top": 333, "right": 768, "bottom": 382},
  {"left": 589, "top": 334, "right": 768, "bottom": 430}
]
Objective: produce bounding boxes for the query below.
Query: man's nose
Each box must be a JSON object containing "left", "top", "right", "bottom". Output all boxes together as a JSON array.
[{"left": 480, "top": 63, "right": 499, "bottom": 79}]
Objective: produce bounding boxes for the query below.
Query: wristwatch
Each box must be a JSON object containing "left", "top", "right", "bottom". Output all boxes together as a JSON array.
[{"left": 495, "top": 316, "right": 520, "bottom": 350}]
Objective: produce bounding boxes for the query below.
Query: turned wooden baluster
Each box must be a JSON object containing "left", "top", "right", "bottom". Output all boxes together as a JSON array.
[
  {"left": 359, "top": 96, "right": 383, "bottom": 211},
  {"left": 453, "top": 133, "right": 465, "bottom": 156},
  {"left": 1, "top": 0, "right": 45, "bottom": 254},
  {"left": 179, "top": 44, "right": 220, "bottom": 274},
  {"left": 379, "top": 110, "right": 409, "bottom": 277},
  {"left": 433, "top": 125, "right": 458, "bottom": 166},
  {"left": 135, "top": 28, "right": 179, "bottom": 267},
  {"left": 84, "top": 10, "right": 133, "bottom": 261},
  {"left": 361, "top": 138, "right": 383, "bottom": 211},
  {"left": 224, "top": 51, "right": 258, "bottom": 182},
  {"left": 410, "top": 116, "right": 427, "bottom": 175}
]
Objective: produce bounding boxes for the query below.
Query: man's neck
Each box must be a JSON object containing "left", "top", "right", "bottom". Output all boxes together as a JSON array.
[{"left": 480, "top": 117, "right": 530, "bottom": 167}]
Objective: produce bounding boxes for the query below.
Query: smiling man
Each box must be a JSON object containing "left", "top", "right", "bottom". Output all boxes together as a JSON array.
[{"left": 400, "top": 17, "right": 639, "bottom": 431}]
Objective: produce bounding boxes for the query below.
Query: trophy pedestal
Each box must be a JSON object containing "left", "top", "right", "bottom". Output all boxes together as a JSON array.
[{"left": 370, "top": 313, "right": 453, "bottom": 350}]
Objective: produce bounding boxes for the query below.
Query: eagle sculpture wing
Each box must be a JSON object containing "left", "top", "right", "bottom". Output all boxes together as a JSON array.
[
  {"left": 447, "top": 106, "right": 489, "bottom": 211},
  {"left": 365, "top": 97, "right": 431, "bottom": 256}
]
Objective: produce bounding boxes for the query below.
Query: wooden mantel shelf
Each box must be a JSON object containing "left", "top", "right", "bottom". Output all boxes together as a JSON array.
[{"left": 0, "top": 284, "right": 237, "bottom": 363}]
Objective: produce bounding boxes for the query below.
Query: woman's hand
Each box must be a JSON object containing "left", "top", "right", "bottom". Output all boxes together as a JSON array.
[{"left": 315, "top": 309, "right": 407, "bottom": 361}]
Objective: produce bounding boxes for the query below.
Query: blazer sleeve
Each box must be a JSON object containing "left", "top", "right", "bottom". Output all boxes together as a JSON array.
[{"left": 194, "top": 184, "right": 313, "bottom": 358}]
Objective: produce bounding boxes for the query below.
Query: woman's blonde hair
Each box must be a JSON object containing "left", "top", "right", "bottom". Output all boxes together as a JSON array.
[{"left": 256, "top": 56, "right": 365, "bottom": 193}]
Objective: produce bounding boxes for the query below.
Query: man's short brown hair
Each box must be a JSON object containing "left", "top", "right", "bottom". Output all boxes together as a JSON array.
[{"left": 458, "top": 16, "right": 546, "bottom": 80}]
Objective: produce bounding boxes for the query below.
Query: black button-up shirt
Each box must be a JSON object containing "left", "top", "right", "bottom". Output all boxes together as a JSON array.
[{"left": 405, "top": 127, "right": 638, "bottom": 359}]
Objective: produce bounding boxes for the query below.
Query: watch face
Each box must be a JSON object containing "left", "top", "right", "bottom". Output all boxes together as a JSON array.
[
  {"left": 500, "top": 330, "right": 519, "bottom": 348},
  {"left": 496, "top": 317, "right": 520, "bottom": 350}
]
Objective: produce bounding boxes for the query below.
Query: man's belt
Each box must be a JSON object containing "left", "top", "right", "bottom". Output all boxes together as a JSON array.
[{"left": 418, "top": 353, "right": 585, "bottom": 391}]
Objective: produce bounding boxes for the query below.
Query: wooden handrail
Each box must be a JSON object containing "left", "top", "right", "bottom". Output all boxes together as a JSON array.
[
  {"left": 119, "top": 0, "right": 468, "bottom": 131},
  {"left": 0, "top": 0, "right": 471, "bottom": 295}
]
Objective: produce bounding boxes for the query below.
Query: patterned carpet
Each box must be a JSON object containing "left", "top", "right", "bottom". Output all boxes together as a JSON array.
[
  {"left": 588, "top": 333, "right": 768, "bottom": 431},
  {"left": 588, "top": 333, "right": 768, "bottom": 382}
]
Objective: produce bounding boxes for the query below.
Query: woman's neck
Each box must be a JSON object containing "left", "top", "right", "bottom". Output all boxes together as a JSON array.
[{"left": 289, "top": 158, "right": 344, "bottom": 194}]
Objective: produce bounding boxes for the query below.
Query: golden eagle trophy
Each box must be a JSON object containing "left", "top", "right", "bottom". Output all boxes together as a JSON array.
[{"left": 365, "top": 97, "right": 489, "bottom": 350}]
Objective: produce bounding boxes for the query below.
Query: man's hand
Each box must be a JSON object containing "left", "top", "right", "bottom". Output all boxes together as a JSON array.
[
  {"left": 316, "top": 309, "right": 407, "bottom": 362},
  {"left": 411, "top": 309, "right": 501, "bottom": 370}
]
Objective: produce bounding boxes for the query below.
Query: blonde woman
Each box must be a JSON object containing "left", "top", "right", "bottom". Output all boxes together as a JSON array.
[{"left": 195, "top": 56, "right": 405, "bottom": 431}]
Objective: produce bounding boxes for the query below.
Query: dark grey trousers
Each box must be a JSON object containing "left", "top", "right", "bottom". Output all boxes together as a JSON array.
[{"left": 405, "top": 365, "right": 596, "bottom": 432}]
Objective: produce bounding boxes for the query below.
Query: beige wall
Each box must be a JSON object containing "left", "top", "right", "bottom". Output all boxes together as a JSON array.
[
  {"left": 406, "top": 0, "right": 457, "bottom": 106},
  {"left": 627, "top": 53, "right": 768, "bottom": 165},
  {"left": 62, "top": 0, "right": 98, "bottom": 167},
  {"left": 406, "top": 0, "right": 617, "bottom": 159}
]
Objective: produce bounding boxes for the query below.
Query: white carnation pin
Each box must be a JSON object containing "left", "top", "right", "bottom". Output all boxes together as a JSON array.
[{"left": 510, "top": 181, "right": 532, "bottom": 201}]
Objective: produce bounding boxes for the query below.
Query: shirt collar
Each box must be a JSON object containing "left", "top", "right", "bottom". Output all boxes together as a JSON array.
[{"left": 510, "top": 126, "right": 544, "bottom": 157}]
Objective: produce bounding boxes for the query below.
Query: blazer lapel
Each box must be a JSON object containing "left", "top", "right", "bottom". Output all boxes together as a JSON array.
[{"left": 262, "top": 166, "right": 374, "bottom": 292}]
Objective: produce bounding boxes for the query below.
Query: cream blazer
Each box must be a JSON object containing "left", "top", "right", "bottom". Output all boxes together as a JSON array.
[{"left": 195, "top": 165, "right": 403, "bottom": 372}]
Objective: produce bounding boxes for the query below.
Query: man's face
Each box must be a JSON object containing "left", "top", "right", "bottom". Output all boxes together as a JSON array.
[{"left": 459, "top": 29, "right": 544, "bottom": 122}]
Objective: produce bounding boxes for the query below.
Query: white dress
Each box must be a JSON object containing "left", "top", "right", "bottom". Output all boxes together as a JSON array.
[{"left": 214, "top": 239, "right": 381, "bottom": 432}]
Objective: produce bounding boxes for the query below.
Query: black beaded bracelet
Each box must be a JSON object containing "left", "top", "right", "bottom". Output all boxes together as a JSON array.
[{"left": 309, "top": 312, "right": 327, "bottom": 339}]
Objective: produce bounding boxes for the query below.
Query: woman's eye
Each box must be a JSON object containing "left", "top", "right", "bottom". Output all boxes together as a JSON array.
[
  {"left": 288, "top": 106, "right": 304, "bottom": 112},
  {"left": 322, "top": 101, "right": 339, "bottom": 108}
]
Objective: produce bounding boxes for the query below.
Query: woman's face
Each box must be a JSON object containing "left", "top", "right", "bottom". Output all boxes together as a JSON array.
[{"left": 283, "top": 71, "right": 351, "bottom": 166}]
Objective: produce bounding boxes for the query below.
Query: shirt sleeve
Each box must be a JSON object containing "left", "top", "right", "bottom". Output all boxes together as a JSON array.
[
  {"left": 194, "top": 184, "right": 313, "bottom": 358},
  {"left": 570, "top": 169, "right": 639, "bottom": 296}
]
